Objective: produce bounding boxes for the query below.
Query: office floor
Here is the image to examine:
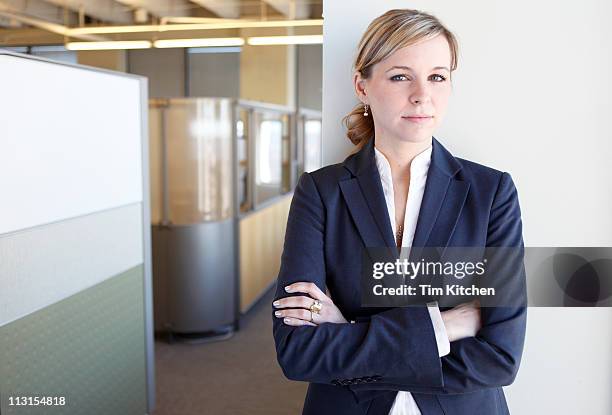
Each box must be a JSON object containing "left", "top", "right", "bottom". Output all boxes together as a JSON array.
[{"left": 152, "top": 288, "right": 307, "bottom": 415}]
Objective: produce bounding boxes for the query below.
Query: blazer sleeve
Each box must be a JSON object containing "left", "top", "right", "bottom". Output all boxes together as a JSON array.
[
  {"left": 349, "top": 172, "right": 528, "bottom": 400},
  {"left": 272, "top": 172, "right": 444, "bottom": 387}
]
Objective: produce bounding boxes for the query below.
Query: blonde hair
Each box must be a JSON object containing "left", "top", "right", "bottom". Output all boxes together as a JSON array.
[{"left": 343, "top": 9, "right": 459, "bottom": 151}]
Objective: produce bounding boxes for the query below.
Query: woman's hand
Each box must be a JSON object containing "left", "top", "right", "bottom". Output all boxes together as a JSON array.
[
  {"left": 441, "top": 299, "right": 482, "bottom": 342},
  {"left": 273, "top": 282, "right": 348, "bottom": 327}
]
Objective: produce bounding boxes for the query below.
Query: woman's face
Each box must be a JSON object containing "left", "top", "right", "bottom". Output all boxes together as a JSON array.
[{"left": 354, "top": 34, "right": 453, "bottom": 144}]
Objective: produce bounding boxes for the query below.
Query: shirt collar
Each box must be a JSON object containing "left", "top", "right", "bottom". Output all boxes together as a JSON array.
[{"left": 374, "top": 144, "right": 433, "bottom": 183}]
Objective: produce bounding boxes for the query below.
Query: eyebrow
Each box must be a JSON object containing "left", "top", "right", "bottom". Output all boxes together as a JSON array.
[{"left": 385, "top": 65, "right": 450, "bottom": 73}]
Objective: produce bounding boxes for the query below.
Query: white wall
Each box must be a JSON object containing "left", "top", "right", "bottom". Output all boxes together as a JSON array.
[{"left": 323, "top": 1, "right": 612, "bottom": 414}]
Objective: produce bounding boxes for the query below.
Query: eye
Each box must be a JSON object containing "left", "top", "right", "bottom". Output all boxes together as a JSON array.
[
  {"left": 430, "top": 74, "right": 447, "bottom": 82},
  {"left": 390, "top": 74, "right": 409, "bottom": 82}
]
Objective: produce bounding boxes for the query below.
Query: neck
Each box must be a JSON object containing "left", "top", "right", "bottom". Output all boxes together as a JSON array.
[{"left": 374, "top": 134, "right": 432, "bottom": 177}]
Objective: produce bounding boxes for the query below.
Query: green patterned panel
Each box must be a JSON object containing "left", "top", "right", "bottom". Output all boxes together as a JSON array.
[{"left": 0, "top": 265, "right": 147, "bottom": 415}]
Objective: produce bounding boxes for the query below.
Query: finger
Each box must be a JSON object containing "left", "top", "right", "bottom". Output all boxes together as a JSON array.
[
  {"left": 310, "top": 311, "right": 323, "bottom": 325},
  {"left": 275, "top": 308, "right": 312, "bottom": 321},
  {"left": 282, "top": 317, "right": 317, "bottom": 327},
  {"left": 457, "top": 300, "right": 476, "bottom": 309},
  {"left": 273, "top": 295, "right": 317, "bottom": 309},
  {"left": 284, "top": 281, "right": 327, "bottom": 301}
]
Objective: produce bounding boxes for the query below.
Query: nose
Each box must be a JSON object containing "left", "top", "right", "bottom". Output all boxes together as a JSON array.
[{"left": 409, "top": 81, "right": 431, "bottom": 105}]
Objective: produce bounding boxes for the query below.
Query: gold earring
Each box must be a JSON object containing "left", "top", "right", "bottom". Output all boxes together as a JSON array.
[{"left": 363, "top": 104, "right": 369, "bottom": 117}]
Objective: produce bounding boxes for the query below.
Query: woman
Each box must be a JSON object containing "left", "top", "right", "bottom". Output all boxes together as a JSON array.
[{"left": 272, "top": 9, "right": 526, "bottom": 415}]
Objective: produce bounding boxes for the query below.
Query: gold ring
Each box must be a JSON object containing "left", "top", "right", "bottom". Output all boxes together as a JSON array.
[
  {"left": 310, "top": 299, "right": 322, "bottom": 314},
  {"left": 310, "top": 310, "right": 314, "bottom": 323}
]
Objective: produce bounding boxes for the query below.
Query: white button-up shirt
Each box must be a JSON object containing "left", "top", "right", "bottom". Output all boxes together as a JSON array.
[{"left": 374, "top": 144, "right": 450, "bottom": 415}]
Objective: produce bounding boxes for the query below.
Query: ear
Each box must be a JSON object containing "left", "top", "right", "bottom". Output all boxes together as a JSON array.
[{"left": 353, "top": 71, "right": 368, "bottom": 103}]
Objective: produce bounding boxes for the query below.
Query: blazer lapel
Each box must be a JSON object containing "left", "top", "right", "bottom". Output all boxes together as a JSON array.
[
  {"left": 339, "top": 138, "right": 396, "bottom": 251},
  {"left": 339, "top": 143, "right": 400, "bottom": 303},
  {"left": 356, "top": 171, "right": 398, "bottom": 249},
  {"left": 339, "top": 177, "right": 393, "bottom": 249},
  {"left": 412, "top": 138, "right": 470, "bottom": 262},
  {"left": 412, "top": 168, "right": 471, "bottom": 250},
  {"left": 339, "top": 137, "right": 470, "bottom": 255}
]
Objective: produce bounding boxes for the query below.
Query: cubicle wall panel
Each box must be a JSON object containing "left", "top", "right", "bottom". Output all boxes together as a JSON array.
[
  {"left": 0, "top": 265, "right": 147, "bottom": 415},
  {"left": 0, "top": 52, "right": 153, "bottom": 414},
  {"left": 0, "top": 204, "right": 144, "bottom": 326},
  {"left": 0, "top": 55, "right": 143, "bottom": 235}
]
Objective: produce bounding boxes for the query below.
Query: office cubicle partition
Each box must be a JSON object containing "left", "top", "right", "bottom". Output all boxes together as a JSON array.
[
  {"left": 149, "top": 98, "right": 238, "bottom": 340},
  {"left": 0, "top": 51, "right": 155, "bottom": 414},
  {"left": 149, "top": 98, "right": 322, "bottom": 335}
]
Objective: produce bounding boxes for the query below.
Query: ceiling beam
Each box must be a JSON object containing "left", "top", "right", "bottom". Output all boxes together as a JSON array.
[
  {"left": 0, "top": 4, "right": 109, "bottom": 41},
  {"left": 0, "top": 15, "right": 21, "bottom": 27},
  {"left": 188, "top": 0, "right": 240, "bottom": 19},
  {"left": 114, "top": 0, "right": 196, "bottom": 19},
  {"left": 67, "top": 18, "right": 321, "bottom": 35},
  {"left": 261, "top": 0, "right": 310, "bottom": 19},
  {"left": 41, "top": 0, "right": 133, "bottom": 24},
  {"left": 0, "top": 0, "right": 70, "bottom": 25},
  {"left": 0, "top": 25, "right": 74, "bottom": 45}
]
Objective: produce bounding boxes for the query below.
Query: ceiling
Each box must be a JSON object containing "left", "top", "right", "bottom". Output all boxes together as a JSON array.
[{"left": 0, "top": 0, "right": 323, "bottom": 44}]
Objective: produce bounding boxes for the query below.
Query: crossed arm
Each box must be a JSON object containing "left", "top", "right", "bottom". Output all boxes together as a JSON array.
[{"left": 272, "top": 171, "right": 527, "bottom": 396}]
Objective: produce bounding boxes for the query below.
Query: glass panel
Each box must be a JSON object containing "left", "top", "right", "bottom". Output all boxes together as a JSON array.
[
  {"left": 304, "top": 119, "right": 322, "bottom": 173},
  {"left": 164, "top": 99, "right": 233, "bottom": 223},
  {"left": 281, "top": 113, "right": 292, "bottom": 193},
  {"left": 237, "top": 108, "right": 251, "bottom": 212},
  {"left": 30, "top": 47, "right": 78, "bottom": 64},
  {"left": 253, "top": 111, "right": 285, "bottom": 206},
  {"left": 295, "top": 116, "right": 305, "bottom": 182},
  {"left": 2, "top": 46, "right": 28, "bottom": 53}
]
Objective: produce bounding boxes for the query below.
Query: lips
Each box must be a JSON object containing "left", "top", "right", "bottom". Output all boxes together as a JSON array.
[{"left": 402, "top": 115, "right": 433, "bottom": 124}]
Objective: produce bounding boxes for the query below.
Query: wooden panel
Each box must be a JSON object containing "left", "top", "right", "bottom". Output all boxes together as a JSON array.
[{"left": 239, "top": 195, "right": 292, "bottom": 312}]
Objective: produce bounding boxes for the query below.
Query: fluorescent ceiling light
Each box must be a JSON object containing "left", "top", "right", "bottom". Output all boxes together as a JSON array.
[
  {"left": 154, "top": 37, "right": 244, "bottom": 48},
  {"left": 66, "top": 41, "right": 152, "bottom": 50},
  {"left": 67, "top": 19, "right": 323, "bottom": 35},
  {"left": 160, "top": 17, "right": 248, "bottom": 25},
  {"left": 247, "top": 35, "right": 323, "bottom": 46}
]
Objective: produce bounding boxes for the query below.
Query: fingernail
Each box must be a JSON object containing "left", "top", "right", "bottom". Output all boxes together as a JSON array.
[
  {"left": 284, "top": 318, "right": 291, "bottom": 324},
  {"left": 284, "top": 286, "right": 292, "bottom": 292},
  {"left": 275, "top": 311, "right": 282, "bottom": 317},
  {"left": 273, "top": 300, "right": 280, "bottom": 307}
]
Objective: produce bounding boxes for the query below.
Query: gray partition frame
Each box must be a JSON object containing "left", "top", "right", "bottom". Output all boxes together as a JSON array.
[
  {"left": 0, "top": 49, "right": 156, "bottom": 414},
  {"left": 296, "top": 107, "right": 323, "bottom": 179}
]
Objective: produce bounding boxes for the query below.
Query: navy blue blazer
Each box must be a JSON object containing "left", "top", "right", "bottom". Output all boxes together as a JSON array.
[{"left": 272, "top": 136, "right": 527, "bottom": 415}]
